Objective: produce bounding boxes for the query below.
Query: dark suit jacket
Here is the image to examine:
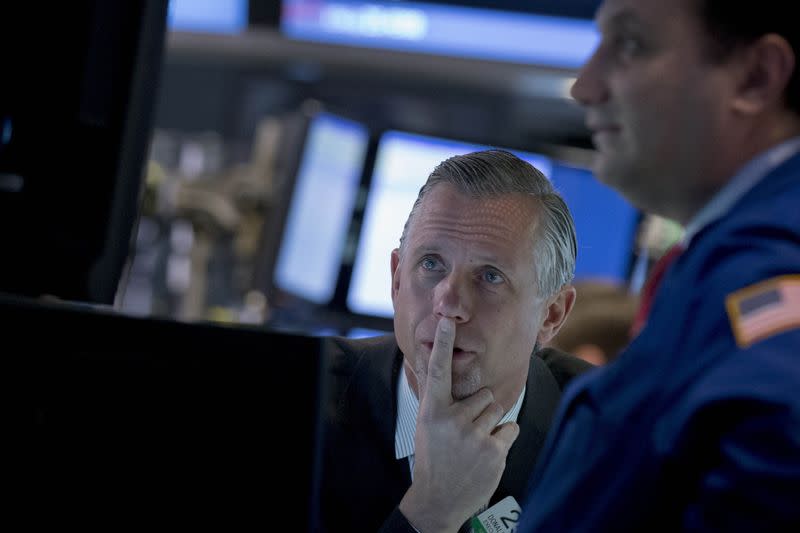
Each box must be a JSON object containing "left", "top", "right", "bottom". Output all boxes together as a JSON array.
[{"left": 320, "top": 334, "right": 592, "bottom": 533}]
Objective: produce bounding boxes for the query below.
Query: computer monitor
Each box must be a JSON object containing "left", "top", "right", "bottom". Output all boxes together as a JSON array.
[
  {"left": 549, "top": 163, "right": 640, "bottom": 283},
  {"left": 280, "top": 0, "right": 600, "bottom": 69},
  {"left": 272, "top": 111, "right": 370, "bottom": 305},
  {"left": 346, "top": 130, "right": 552, "bottom": 318},
  {"left": 5, "top": 295, "right": 326, "bottom": 530},
  {"left": 167, "top": 0, "right": 248, "bottom": 33},
  {"left": 0, "top": 1, "right": 167, "bottom": 304}
]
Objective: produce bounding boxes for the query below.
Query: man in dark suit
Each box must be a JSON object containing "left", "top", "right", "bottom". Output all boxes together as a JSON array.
[{"left": 320, "top": 150, "right": 593, "bottom": 532}]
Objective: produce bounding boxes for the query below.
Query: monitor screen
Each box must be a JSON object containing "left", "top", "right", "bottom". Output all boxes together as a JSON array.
[
  {"left": 273, "top": 111, "right": 369, "bottom": 305},
  {"left": 168, "top": 0, "right": 248, "bottom": 33},
  {"left": 5, "top": 295, "right": 325, "bottom": 529},
  {"left": 346, "top": 130, "right": 552, "bottom": 318},
  {"left": 0, "top": 1, "right": 167, "bottom": 304},
  {"left": 280, "top": 0, "right": 599, "bottom": 69},
  {"left": 549, "top": 163, "right": 639, "bottom": 283}
]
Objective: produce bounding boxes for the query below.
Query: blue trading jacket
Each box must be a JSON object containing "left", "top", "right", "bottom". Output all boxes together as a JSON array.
[{"left": 518, "top": 152, "right": 800, "bottom": 532}]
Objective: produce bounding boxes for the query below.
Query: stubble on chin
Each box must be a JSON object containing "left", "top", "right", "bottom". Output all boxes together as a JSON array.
[
  {"left": 450, "top": 368, "right": 482, "bottom": 401},
  {"left": 409, "top": 354, "right": 482, "bottom": 402}
]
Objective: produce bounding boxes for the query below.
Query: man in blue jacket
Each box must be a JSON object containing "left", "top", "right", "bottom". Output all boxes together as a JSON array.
[{"left": 518, "top": 0, "right": 800, "bottom": 531}]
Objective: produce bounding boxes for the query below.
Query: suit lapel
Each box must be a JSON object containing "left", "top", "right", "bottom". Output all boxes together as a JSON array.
[
  {"left": 343, "top": 337, "right": 411, "bottom": 498},
  {"left": 339, "top": 338, "right": 563, "bottom": 509},
  {"left": 492, "top": 355, "right": 562, "bottom": 505}
]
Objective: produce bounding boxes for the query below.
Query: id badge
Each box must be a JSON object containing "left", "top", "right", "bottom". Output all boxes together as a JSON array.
[{"left": 469, "top": 496, "right": 521, "bottom": 533}]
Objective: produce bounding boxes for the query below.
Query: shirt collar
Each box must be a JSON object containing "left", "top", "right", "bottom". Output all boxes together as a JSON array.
[
  {"left": 394, "top": 365, "right": 527, "bottom": 460},
  {"left": 683, "top": 136, "right": 800, "bottom": 245}
]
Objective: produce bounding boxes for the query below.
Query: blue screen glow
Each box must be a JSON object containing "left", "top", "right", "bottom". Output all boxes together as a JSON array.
[
  {"left": 168, "top": 0, "right": 248, "bottom": 34},
  {"left": 281, "top": 0, "right": 599, "bottom": 69}
]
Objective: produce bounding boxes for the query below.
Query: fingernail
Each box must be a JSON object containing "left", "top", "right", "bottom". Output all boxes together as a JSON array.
[{"left": 439, "top": 318, "right": 453, "bottom": 333}]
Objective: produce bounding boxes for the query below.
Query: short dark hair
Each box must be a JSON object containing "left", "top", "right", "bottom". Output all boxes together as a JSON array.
[
  {"left": 696, "top": 0, "right": 798, "bottom": 114},
  {"left": 399, "top": 150, "right": 577, "bottom": 297}
]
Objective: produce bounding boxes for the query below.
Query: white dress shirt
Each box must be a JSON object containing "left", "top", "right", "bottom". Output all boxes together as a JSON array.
[{"left": 394, "top": 365, "right": 526, "bottom": 479}]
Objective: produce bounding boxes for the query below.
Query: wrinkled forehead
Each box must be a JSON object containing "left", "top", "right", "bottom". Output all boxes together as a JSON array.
[{"left": 413, "top": 184, "right": 541, "bottom": 243}]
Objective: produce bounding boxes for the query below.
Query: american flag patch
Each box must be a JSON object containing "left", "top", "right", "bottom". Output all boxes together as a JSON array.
[{"left": 725, "top": 275, "right": 800, "bottom": 348}]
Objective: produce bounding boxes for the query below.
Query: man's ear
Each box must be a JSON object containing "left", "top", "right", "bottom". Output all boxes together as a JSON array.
[
  {"left": 390, "top": 248, "right": 401, "bottom": 305},
  {"left": 537, "top": 285, "right": 577, "bottom": 346},
  {"left": 731, "top": 33, "right": 795, "bottom": 116}
]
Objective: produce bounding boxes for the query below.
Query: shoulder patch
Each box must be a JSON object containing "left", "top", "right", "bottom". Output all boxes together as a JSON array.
[{"left": 725, "top": 275, "right": 800, "bottom": 348}]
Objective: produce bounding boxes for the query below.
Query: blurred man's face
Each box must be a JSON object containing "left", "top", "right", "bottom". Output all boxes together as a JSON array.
[
  {"left": 571, "top": 0, "right": 735, "bottom": 222},
  {"left": 391, "top": 184, "right": 550, "bottom": 410}
]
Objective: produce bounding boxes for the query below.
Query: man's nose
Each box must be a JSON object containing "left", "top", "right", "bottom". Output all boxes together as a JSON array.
[
  {"left": 570, "top": 46, "right": 609, "bottom": 106},
  {"left": 433, "top": 273, "right": 471, "bottom": 323}
]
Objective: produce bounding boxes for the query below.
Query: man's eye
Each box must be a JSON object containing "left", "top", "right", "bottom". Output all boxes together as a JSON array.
[
  {"left": 421, "top": 257, "right": 440, "bottom": 271},
  {"left": 483, "top": 270, "right": 505, "bottom": 284},
  {"left": 615, "top": 35, "right": 643, "bottom": 59}
]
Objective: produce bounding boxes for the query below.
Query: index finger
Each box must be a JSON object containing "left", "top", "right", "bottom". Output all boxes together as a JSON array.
[{"left": 423, "top": 317, "right": 455, "bottom": 407}]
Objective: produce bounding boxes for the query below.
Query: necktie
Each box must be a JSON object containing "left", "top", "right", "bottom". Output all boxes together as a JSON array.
[{"left": 630, "top": 243, "right": 684, "bottom": 337}]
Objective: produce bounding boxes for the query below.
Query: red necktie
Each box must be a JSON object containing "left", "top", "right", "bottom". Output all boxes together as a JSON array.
[{"left": 630, "top": 243, "right": 684, "bottom": 337}]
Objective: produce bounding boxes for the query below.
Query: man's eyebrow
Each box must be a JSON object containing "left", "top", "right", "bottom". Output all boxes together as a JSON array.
[
  {"left": 468, "top": 254, "right": 515, "bottom": 274},
  {"left": 405, "top": 245, "right": 443, "bottom": 260},
  {"left": 597, "top": 7, "right": 643, "bottom": 32},
  {"left": 410, "top": 245, "right": 441, "bottom": 255},
  {"left": 475, "top": 254, "right": 506, "bottom": 267}
]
